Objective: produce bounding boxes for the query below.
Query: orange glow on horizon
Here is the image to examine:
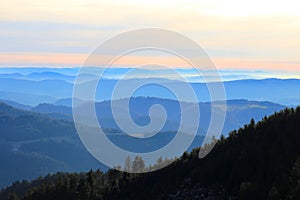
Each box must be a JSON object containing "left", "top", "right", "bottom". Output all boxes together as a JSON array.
[{"left": 1, "top": 52, "right": 300, "bottom": 72}]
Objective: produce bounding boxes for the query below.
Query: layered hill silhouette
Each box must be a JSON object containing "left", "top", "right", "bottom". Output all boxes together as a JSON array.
[
  {"left": 0, "top": 74, "right": 300, "bottom": 106},
  {"left": 0, "top": 102, "right": 103, "bottom": 189},
  {"left": 0, "top": 97, "right": 287, "bottom": 189},
  {"left": 1, "top": 107, "right": 300, "bottom": 199},
  {"left": 0, "top": 99, "right": 203, "bottom": 188},
  {"left": 30, "top": 97, "right": 286, "bottom": 135}
]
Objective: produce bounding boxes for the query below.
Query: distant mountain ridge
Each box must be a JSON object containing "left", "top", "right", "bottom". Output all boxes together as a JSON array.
[
  {"left": 0, "top": 75, "right": 300, "bottom": 106},
  {"left": 30, "top": 97, "right": 286, "bottom": 135},
  {"left": 0, "top": 99, "right": 32, "bottom": 110}
]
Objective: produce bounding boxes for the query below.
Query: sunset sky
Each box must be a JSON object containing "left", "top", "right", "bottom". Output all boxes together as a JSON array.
[{"left": 1, "top": 0, "right": 300, "bottom": 72}]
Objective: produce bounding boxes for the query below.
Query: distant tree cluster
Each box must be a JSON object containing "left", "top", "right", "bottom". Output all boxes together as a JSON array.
[{"left": 122, "top": 155, "right": 174, "bottom": 173}]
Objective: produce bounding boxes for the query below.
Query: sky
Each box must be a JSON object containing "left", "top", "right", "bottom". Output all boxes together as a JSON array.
[{"left": 1, "top": 0, "right": 300, "bottom": 72}]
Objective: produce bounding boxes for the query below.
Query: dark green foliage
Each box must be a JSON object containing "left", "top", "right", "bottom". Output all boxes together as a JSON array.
[
  {"left": 2, "top": 106, "right": 300, "bottom": 199},
  {"left": 7, "top": 193, "right": 19, "bottom": 200},
  {"left": 287, "top": 158, "right": 300, "bottom": 199},
  {"left": 268, "top": 186, "right": 281, "bottom": 200}
]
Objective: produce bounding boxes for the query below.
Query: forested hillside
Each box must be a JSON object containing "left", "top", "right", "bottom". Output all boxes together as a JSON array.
[
  {"left": 0, "top": 102, "right": 102, "bottom": 189},
  {"left": 2, "top": 107, "right": 300, "bottom": 199}
]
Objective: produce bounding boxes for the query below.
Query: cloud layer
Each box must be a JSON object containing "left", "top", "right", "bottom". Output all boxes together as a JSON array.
[{"left": 1, "top": 0, "right": 300, "bottom": 71}]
